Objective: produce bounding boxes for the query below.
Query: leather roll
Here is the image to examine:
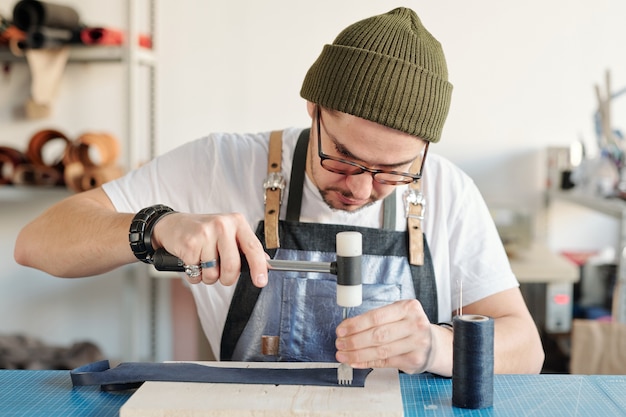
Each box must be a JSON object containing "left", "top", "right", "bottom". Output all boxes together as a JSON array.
[
  {"left": 79, "top": 27, "right": 123, "bottom": 46},
  {"left": 63, "top": 132, "right": 123, "bottom": 192},
  {"left": 80, "top": 164, "right": 124, "bottom": 190},
  {"left": 64, "top": 162, "right": 123, "bottom": 193},
  {"left": 25, "top": 26, "right": 79, "bottom": 49},
  {"left": 0, "top": 18, "right": 26, "bottom": 46},
  {"left": 0, "top": 146, "right": 28, "bottom": 185},
  {"left": 25, "top": 129, "right": 70, "bottom": 186},
  {"left": 26, "top": 129, "right": 70, "bottom": 168},
  {"left": 13, "top": 0, "right": 80, "bottom": 32},
  {"left": 12, "top": 163, "right": 61, "bottom": 186},
  {"left": 79, "top": 27, "right": 152, "bottom": 49},
  {"left": 64, "top": 132, "right": 120, "bottom": 168}
]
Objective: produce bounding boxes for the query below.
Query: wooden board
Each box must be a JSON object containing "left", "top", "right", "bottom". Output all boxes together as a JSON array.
[{"left": 120, "top": 362, "right": 402, "bottom": 417}]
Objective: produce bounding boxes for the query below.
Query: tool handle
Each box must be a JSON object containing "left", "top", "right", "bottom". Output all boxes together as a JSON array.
[
  {"left": 336, "top": 231, "right": 363, "bottom": 307},
  {"left": 151, "top": 248, "right": 337, "bottom": 275},
  {"left": 152, "top": 248, "right": 185, "bottom": 271}
]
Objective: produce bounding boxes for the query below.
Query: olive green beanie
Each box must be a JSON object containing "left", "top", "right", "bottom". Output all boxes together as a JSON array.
[{"left": 300, "top": 7, "right": 453, "bottom": 143}]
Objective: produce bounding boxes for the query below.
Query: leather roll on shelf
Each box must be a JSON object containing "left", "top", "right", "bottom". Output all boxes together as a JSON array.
[
  {"left": 80, "top": 27, "right": 123, "bottom": 46},
  {"left": 63, "top": 131, "right": 123, "bottom": 192},
  {"left": 25, "top": 26, "right": 80, "bottom": 49},
  {"left": 79, "top": 26, "right": 152, "bottom": 49},
  {"left": 24, "top": 129, "right": 69, "bottom": 186},
  {"left": 63, "top": 132, "right": 120, "bottom": 168},
  {"left": 12, "top": 0, "right": 80, "bottom": 32},
  {"left": 26, "top": 128, "right": 70, "bottom": 168},
  {"left": 64, "top": 162, "right": 123, "bottom": 193},
  {"left": 0, "top": 17, "right": 26, "bottom": 47},
  {"left": 12, "top": 163, "right": 61, "bottom": 186},
  {"left": 2, "top": 129, "right": 123, "bottom": 191},
  {"left": 0, "top": 146, "right": 28, "bottom": 185}
]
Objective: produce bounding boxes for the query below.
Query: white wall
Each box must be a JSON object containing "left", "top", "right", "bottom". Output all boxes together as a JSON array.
[
  {"left": 1, "top": 0, "right": 625, "bottom": 361},
  {"left": 156, "top": 1, "right": 626, "bottom": 206}
]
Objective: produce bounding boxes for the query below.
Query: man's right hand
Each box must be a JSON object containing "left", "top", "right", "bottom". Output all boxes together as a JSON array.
[{"left": 152, "top": 212, "right": 269, "bottom": 287}]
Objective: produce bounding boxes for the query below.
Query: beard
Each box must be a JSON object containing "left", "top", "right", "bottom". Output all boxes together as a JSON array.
[{"left": 318, "top": 187, "right": 379, "bottom": 213}]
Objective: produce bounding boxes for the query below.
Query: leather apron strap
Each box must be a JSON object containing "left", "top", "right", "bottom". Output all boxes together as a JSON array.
[
  {"left": 263, "top": 131, "right": 286, "bottom": 249},
  {"left": 406, "top": 148, "right": 427, "bottom": 266}
]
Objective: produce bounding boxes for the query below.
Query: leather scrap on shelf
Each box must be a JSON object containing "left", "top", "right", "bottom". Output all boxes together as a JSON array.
[{"left": 24, "top": 45, "right": 69, "bottom": 119}]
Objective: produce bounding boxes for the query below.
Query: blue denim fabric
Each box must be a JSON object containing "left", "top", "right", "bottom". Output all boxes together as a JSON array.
[{"left": 228, "top": 222, "right": 436, "bottom": 362}]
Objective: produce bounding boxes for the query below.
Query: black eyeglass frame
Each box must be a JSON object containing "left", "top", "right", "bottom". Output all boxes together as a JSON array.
[{"left": 316, "top": 106, "right": 428, "bottom": 185}]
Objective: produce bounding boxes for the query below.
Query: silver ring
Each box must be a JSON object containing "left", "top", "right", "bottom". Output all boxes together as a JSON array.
[
  {"left": 184, "top": 264, "right": 201, "bottom": 278},
  {"left": 200, "top": 259, "right": 219, "bottom": 269}
]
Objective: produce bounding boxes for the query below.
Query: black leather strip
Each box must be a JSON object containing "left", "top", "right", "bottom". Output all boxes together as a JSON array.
[{"left": 70, "top": 360, "right": 372, "bottom": 391}]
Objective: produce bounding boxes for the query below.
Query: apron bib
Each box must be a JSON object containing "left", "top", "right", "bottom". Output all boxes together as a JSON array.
[{"left": 221, "top": 130, "right": 437, "bottom": 362}]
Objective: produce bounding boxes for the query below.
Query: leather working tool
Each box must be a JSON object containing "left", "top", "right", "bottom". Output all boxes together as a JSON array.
[{"left": 150, "top": 231, "right": 363, "bottom": 385}]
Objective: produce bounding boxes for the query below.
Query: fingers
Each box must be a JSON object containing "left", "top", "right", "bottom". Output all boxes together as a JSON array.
[
  {"left": 237, "top": 230, "right": 269, "bottom": 288},
  {"left": 153, "top": 212, "right": 268, "bottom": 287},
  {"left": 335, "top": 299, "right": 432, "bottom": 372}
]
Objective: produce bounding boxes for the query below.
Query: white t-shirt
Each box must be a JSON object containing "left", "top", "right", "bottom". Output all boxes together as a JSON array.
[{"left": 103, "top": 127, "right": 518, "bottom": 359}]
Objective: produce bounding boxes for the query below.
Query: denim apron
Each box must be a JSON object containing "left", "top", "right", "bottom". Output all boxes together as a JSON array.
[{"left": 220, "top": 130, "right": 437, "bottom": 362}]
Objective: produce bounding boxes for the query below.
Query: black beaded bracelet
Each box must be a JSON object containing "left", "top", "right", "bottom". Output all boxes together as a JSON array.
[{"left": 129, "top": 205, "right": 176, "bottom": 264}]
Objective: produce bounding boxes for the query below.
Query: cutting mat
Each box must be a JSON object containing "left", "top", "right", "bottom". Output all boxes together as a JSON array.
[
  {"left": 0, "top": 369, "right": 132, "bottom": 416},
  {"left": 400, "top": 373, "right": 626, "bottom": 416},
  {"left": 2, "top": 369, "right": 626, "bottom": 416},
  {"left": 120, "top": 362, "right": 402, "bottom": 417}
]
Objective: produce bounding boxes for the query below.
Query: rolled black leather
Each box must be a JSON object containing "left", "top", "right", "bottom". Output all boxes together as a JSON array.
[{"left": 13, "top": 0, "right": 80, "bottom": 32}]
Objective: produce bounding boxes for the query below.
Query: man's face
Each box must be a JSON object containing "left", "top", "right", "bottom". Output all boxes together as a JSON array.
[{"left": 305, "top": 102, "right": 428, "bottom": 212}]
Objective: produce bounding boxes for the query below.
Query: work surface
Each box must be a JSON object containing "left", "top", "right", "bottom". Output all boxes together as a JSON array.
[{"left": 1, "top": 369, "right": 625, "bottom": 416}]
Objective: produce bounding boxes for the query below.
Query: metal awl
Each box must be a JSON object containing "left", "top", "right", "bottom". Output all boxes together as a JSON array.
[{"left": 337, "top": 307, "right": 353, "bottom": 385}]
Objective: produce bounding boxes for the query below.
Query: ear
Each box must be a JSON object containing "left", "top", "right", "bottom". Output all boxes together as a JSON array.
[{"left": 306, "top": 101, "right": 316, "bottom": 119}]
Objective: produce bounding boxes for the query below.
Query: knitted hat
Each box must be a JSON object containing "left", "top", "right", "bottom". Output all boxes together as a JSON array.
[{"left": 300, "top": 7, "right": 453, "bottom": 143}]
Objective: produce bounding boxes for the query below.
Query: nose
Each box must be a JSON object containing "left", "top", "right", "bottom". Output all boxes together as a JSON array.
[{"left": 344, "top": 173, "right": 374, "bottom": 201}]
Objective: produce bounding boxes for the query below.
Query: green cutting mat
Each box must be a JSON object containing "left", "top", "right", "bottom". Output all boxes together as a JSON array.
[{"left": 400, "top": 373, "right": 626, "bottom": 416}]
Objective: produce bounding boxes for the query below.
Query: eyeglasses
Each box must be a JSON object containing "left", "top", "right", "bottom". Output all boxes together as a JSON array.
[{"left": 316, "top": 106, "right": 428, "bottom": 185}]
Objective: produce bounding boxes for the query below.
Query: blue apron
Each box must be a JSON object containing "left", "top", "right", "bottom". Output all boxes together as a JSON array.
[{"left": 221, "top": 130, "right": 437, "bottom": 362}]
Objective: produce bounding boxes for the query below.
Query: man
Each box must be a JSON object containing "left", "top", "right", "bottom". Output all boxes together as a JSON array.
[{"left": 14, "top": 7, "right": 544, "bottom": 376}]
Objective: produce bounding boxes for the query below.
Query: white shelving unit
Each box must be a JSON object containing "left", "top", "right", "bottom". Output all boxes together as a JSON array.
[
  {"left": 0, "top": 0, "right": 157, "bottom": 174},
  {"left": 548, "top": 190, "right": 626, "bottom": 323},
  {"left": 0, "top": 0, "right": 162, "bottom": 362}
]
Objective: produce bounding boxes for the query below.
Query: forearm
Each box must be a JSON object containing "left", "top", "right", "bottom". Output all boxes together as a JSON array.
[
  {"left": 14, "top": 188, "right": 136, "bottom": 277},
  {"left": 492, "top": 314, "right": 544, "bottom": 374},
  {"left": 426, "top": 313, "right": 544, "bottom": 376}
]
